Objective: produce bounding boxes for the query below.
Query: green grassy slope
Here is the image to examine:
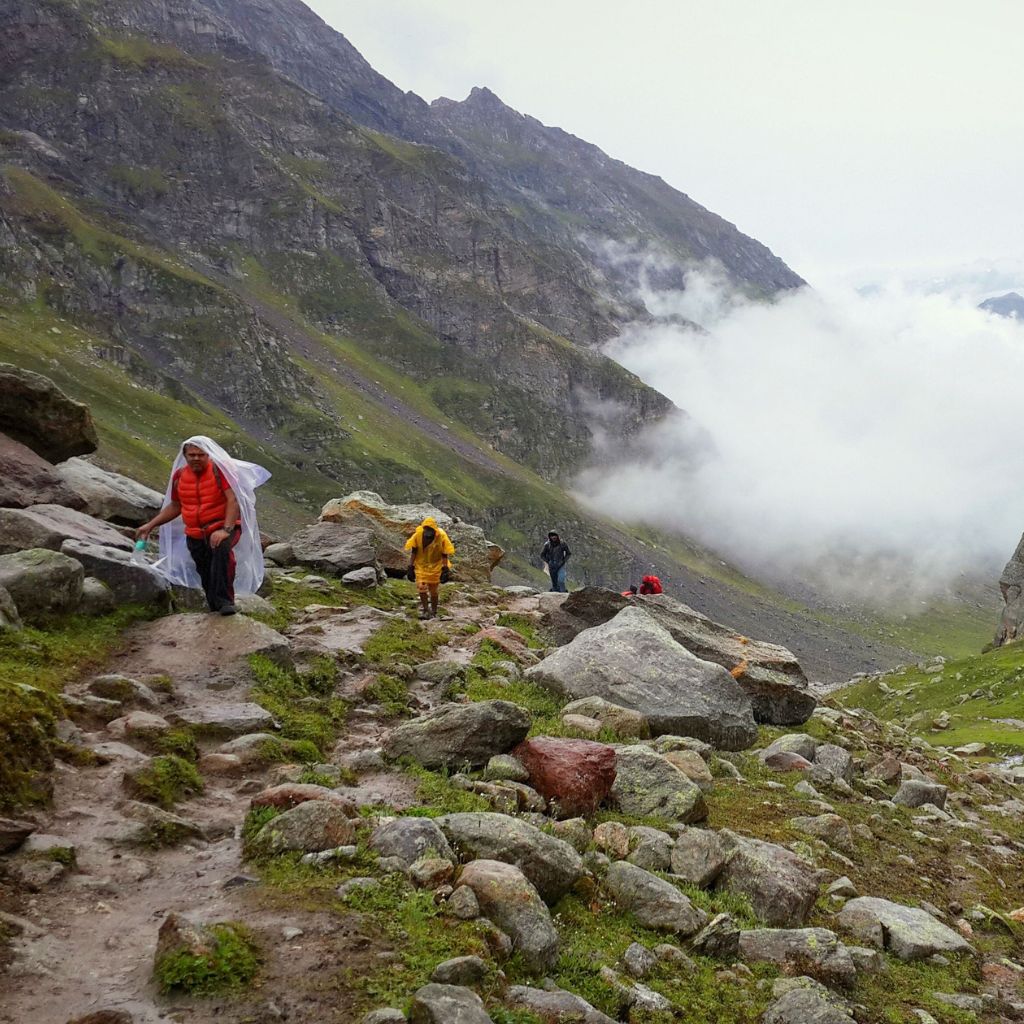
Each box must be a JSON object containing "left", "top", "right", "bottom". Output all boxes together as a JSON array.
[{"left": 836, "top": 642, "right": 1024, "bottom": 753}]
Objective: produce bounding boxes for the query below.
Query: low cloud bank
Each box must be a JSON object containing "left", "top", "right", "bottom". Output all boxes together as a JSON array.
[{"left": 578, "top": 267, "right": 1024, "bottom": 607}]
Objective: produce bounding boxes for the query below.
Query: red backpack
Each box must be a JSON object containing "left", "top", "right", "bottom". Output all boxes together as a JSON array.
[{"left": 640, "top": 575, "right": 663, "bottom": 595}]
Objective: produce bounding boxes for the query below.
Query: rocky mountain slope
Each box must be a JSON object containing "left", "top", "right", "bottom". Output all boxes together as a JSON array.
[
  {"left": 979, "top": 293, "right": 1024, "bottom": 319},
  {"left": 2, "top": 410, "right": 1023, "bottom": 1024}
]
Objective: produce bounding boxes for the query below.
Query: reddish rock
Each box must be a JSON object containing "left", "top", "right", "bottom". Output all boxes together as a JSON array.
[
  {"left": 469, "top": 626, "right": 538, "bottom": 662},
  {"left": 762, "top": 751, "right": 812, "bottom": 771},
  {"left": 512, "top": 737, "right": 616, "bottom": 817},
  {"left": 250, "top": 783, "right": 357, "bottom": 815}
]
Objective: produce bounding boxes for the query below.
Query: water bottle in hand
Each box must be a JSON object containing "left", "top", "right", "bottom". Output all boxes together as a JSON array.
[{"left": 131, "top": 538, "right": 148, "bottom": 565}]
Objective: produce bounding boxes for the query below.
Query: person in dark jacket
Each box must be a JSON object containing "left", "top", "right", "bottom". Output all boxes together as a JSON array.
[{"left": 541, "top": 530, "right": 571, "bottom": 593}]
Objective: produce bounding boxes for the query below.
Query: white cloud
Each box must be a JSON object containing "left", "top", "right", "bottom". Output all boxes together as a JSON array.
[{"left": 577, "top": 268, "right": 1024, "bottom": 607}]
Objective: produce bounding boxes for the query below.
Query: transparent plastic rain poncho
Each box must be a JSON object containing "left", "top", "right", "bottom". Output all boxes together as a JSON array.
[{"left": 152, "top": 435, "right": 271, "bottom": 595}]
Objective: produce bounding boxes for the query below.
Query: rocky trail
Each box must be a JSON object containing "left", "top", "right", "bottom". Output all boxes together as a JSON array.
[{"left": 3, "top": 370, "right": 1024, "bottom": 1024}]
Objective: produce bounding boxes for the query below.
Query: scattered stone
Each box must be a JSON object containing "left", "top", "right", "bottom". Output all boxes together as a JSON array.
[
  {"left": 622, "top": 941, "right": 658, "bottom": 979},
  {"left": 415, "top": 660, "right": 467, "bottom": 686},
  {"left": 438, "top": 812, "right": 582, "bottom": 904},
  {"left": 167, "top": 703, "right": 276, "bottom": 737},
  {"left": 300, "top": 846, "right": 358, "bottom": 866},
  {"left": 0, "top": 432, "right": 85, "bottom": 511},
  {"left": 593, "top": 821, "right": 630, "bottom": 859},
  {"left": 789, "top": 814, "right": 854, "bottom": 851},
  {"left": 691, "top": 913, "right": 740, "bottom": 958},
  {"left": 251, "top": 801, "right": 356, "bottom": 855},
  {"left": 65, "top": 1011, "right": 135, "bottom": 1024},
  {"left": 89, "top": 674, "right": 159, "bottom": 707},
  {"left": 561, "top": 696, "right": 650, "bottom": 738},
  {"left": 865, "top": 755, "right": 901, "bottom": 783},
  {"left": 408, "top": 857, "right": 455, "bottom": 889},
  {"left": 603, "top": 861, "right": 707, "bottom": 936},
  {"left": 0, "top": 547, "right": 83, "bottom": 620},
  {"left": 64, "top": 693, "right": 123, "bottom": 722},
  {"left": 106, "top": 710, "right": 170, "bottom": 740},
  {"left": 610, "top": 744, "right": 707, "bottom": 823},
  {"left": 560, "top": 713, "right": 601, "bottom": 736},
  {"left": 457, "top": 859, "right": 559, "bottom": 972},
  {"left": 827, "top": 876, "right": 858, "bottom": 899},
  {"left": 837, "top": 897, "right": 973, "bottom": 961},
  {"left": 430, "top": 956, "right": 488, "bottom": 985},
  {"left": 384, "top": 700, "right": 531, "bottom": 769},
  {"left": 370, "top": 818, "right": 455, "bottom": 867},
  {"left": 342, "top": 566, "right": 379, "bottom": 587},
  {"left": 670, "top": 827, "right": 728, "bottom": 888},
  {"left": 0, "top": 816, "right": 35, "bottom": 853},
  {"left": 893, "top": 779, "right": 948, "bottom": 810},
  {"left": 739, "top": 928, "right": 856, "bottom": 986},
  {"left": 811, "top": 744, "right": 854, "bottom": 784},
  {"left": 664, "top": 748, "right": 715, "bottom": 790},
  {"left": 505, "top": 984, "right": 615, "bottom": 1023},
  {"left": 0, "top": 583, "right": 21, "bottom": 632},
  {"left": 716, "top": 832, "right": 821, "bottom": 927},
  {"left": 251, "top": 784, "right": 357, "bottom": 814},
  {"left": 761, "top": 733, "right": 819, "bottom": 762},
  {"left": 549, "top": 818, "right": 592, "bottom": 854},
  {"left": 763, "top": 750, "right": 813, "bottom": 771},
  {"left": 483, "top": 754, "right": 529, "bottom": 783},
  {"left": 511, "top": 736, "right": 616, "bottom": 816},
  {"left": 626, "top": 826, "right": 674, "bottom": 872},
  {"left": 526, "top": 607, "right": 758, "bottom": 749},
  {"left": 445, "top": 885, "right": 480, "bottom": 920},
  {"left": 763, "top": 984, "right": 853, "bottom": 1024}
]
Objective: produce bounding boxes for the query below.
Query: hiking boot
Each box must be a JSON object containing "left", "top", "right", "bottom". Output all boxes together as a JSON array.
[{"left": 219, "top": 603, "right": 237, "bottom": 616}]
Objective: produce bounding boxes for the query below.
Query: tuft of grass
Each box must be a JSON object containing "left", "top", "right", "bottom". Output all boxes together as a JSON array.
[
  {"left": 241, "top": 806, "right": 280, "bottom": 859},
  {"left": 402, "top": 763, "right": 491, "bottom": 817},
  {"left": 153, "top": 727, "right": 199, "bottom": 762},
  {"left": 125, "top": 755, "right": 203, "bottom": 808},
  {"left": 0, "top": 606, "right": 157, "bottom": 811},
  {"left": 154, "top": 922, "right": 260, "bottom": 995},
  {"left": 249, "top": 655, "right": 347, "bottom": 755},
  {"left": 361, "top": 618, "right": 448, "bottom": 669},
  {"left": 362, "top": 674, "right": 410, "bottom": 717},
  {"left": 257, "top": 736, "right": 322, "bottom": 765}
]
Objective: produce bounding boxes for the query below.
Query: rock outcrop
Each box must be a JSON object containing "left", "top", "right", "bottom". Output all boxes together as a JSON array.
[{"left": 526, "top": 607, "right": 758, "bottom": 749}]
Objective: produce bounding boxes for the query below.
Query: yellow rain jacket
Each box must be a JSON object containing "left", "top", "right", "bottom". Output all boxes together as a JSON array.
[{"left": 404, "top": 516, "right": 455, "bottom": 584}]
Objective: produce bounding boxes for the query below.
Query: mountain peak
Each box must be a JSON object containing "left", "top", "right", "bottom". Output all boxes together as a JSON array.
[{"left": 979, "top": 291, "right": 1024, "bottom": 319}]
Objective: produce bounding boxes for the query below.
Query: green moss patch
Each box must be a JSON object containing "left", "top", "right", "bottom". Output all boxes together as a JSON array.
[
  {"left": 154, "top": 922, "right": 260, "bottom": 995},
  {"left": 249, "top": 655, "right": 347, "bottom": 755},
  {"left": 362, "top": 674, "right": 411, "bottom": 717},
  {"left": 361, "top": 618, "right": 448, "bottom": 669},
  {"left": 125, "top": 754, "right": 203, "bottom": 808}
]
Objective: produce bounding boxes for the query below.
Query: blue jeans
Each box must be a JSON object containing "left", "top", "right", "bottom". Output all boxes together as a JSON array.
[{"left": 550, "top": 565, "right": 567, "bottom": 593}]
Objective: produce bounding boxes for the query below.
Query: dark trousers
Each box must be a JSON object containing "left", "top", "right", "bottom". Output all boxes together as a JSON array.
[{"left": 186, "top": 527, "right": 240, "bottom": 611}]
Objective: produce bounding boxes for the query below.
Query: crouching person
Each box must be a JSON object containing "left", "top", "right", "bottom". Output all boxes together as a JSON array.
[
  {"left": 137, "top": 436, "right": 270, "bottom": 614},
  {"left": 405, "top": 516, "right": 455, "bottom": 620}
]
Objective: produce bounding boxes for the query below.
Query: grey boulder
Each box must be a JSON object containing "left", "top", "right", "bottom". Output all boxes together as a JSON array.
[
  {"left": 410, "top": 983, "right": 493, "bottom": 1024},
  {"left": 290, "top": 521, "right": 379, "bottom": 576},
  {"left": 252, "top": 801, "right": 356, "bottom": 855},
  {"left": 457, "top": 859, "right": 559, "bottom": 972},
  {"left": 603, "top": 861, "right": 707, "bottom": 936},
  {"left": 384, "top": 700, "right": 531, "bottom": 770},
  {"left": 763, "top": 985, "right": 854, "bottom": 1024},
  {"left": 505, "top": 985, "right": 615, "bottom": 1023},
  {"left": 0, "top": 503, "right": 130, "bottom": 555},
  {"left": 61, "top": 539, "right": 170, "bottom": 606},
  {"left": 611, "top": 744, "right": 707, "bottom": 823},
  {"left": 892, "top": 779, "right": 948, "bottom": 810},
  {"left": 370, "top": 818, "right": 455, "bottom": 867},
  {"left": 55, "top": 457, "right": 163, "bottom": 525},
  {"left": 167, "top": 703, "right": 276, "bottom": 736},
  {"left": 739, "top": 928, "right": 857, "bottom": 986},
  {"left": 670, "top": 827, "right": 728, "bottom": 887},
  {"left": 526, "top": 607, "right": 757, "bottom": 749},
  {"left": 438, "top": 812, "right": 582, "bottom": 904},
  {"left": 0, "top": 548, "right": 83, "bottom": 621},
  {"left": 0, "top": 432, "right": 84, "bottom": 510},
  {"left": 837, "top": 897, "right": 972, "bottom": 961},
  {"left": 715, "top": 832, "right": 821, "bottom": 927}
]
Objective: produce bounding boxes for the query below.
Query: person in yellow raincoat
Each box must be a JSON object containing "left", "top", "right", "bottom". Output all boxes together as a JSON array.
[{"left": 405, "top": 516, "right": 455, "bottom": 619}]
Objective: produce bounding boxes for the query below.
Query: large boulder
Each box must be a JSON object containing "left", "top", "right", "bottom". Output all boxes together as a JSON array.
[
  {"left": 251, "top": 800, "right": 356, "bottom": 855},
  {"left": 505, "top": 985, "right": 615, "bottom": 1023},
  {"left": 526, "top": 608, "right": 758, "bottom": 749},
  {"left": 286, "top": 604, "right": 398, "bottom": 660},
  {"left": 410, "top": 984, "right": 493, "bottom": 1024},
  {"left": 370, "top": 818, "right": 455, "bottom": 867},
  {"left": 0, "top": 548, "right": 83, "bottom": 620},
  {"left": 60, "top": 539, "right": 170, "bottom": 606},
  {"left": 670, "top": 827, "right": 728, "bottom": 887},
  {"left": 837, "top": 897, "right": 973, "bottom": 961},
  {"left": 383, "top": 700, "right": 531, "bottom": 770},
  {"left": 738, "top": 928, "right": 857, "bottom": 987},
  {"left": 610, "top": 745, "right": 707, "bottom": 823},
  {"left": 319, "top": 491, "right": 503, "bottom": 583},
  {"left": 0, "top": 503, "right": 131, "bottom": 555},
  {"left": 457, "top": 859, "right": 559, "bottom": 972},
  {"left": 892, "top": 779, "right": 948, "bottom": 809},
  {"left": 511, "top": 736, "right": 617, "bottom": 817},
  {"left": 0, "top": 363, "right": 98, "bottom": 463},
  {"left": 56, "top": 458, "right": 163, "bottom": 525},
  {"left": 543, "top": 588, "right": 815, "bottom": 725},
  {"left": 0, "top": 432, "right": 85, "bottom": 510},
  {"left": 167, "top": 703, "right": 277, "bottom": 737},
  {"left": 715, "top": 832, "right": 821, "bottom": 927},
  {"left": 290, "top": 521, "right": 379, "bottom": 576},
  {"left": 438, "top": 812, "right": 582, "bottom": 903},
  {"left": 0, "top": 584, "right": 22, "bottom": 632},
  {"left": 603, "top": 861, "right": 707, "bottom": 935}
]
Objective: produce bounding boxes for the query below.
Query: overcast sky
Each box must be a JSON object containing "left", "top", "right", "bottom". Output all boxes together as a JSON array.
[{"left": 306, "top": 0, "right": 1024, "bottom": 285}]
